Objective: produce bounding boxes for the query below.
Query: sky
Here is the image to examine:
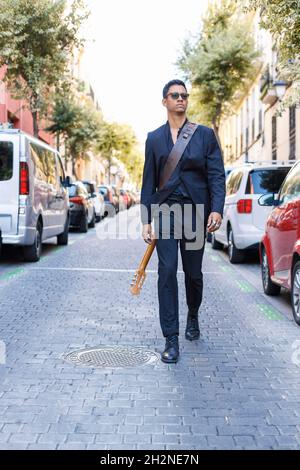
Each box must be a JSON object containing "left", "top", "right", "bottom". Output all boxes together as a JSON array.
[{"left": 83, "top": 0, "right": 208, "bottom": 144}]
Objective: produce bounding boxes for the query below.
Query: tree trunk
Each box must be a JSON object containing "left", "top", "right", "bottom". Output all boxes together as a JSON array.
[
  {"left": 108, "top": 154, "right": 112, "bottom": 185},
  {"left": 212, "top": 108, "right": 224, "bottom": 160},
  {"left": 56, "top": 132, "right": 60, "bottom": 151},
  {"left": 30, "top": 92, "right": 40, "bottom": 138},
  {"left": 72, "top": 157, "right": 79, "bottom": 180},
  {"left": 32, "top": 110, "right": 39, "bottom": 138}
]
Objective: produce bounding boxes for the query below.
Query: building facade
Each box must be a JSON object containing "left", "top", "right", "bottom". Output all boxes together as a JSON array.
[
  {"left": 0, "top": 67, "right": 54, "bottom": 146},
  {"left": 219, "top": 10, "right": 299, "bottom": 167}
]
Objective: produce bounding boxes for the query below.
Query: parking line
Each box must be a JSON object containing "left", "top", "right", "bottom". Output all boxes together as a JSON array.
[
  {"left": 236, "top": 280, "right": 254, "bottom": 293},
  {"left": 257, "top": 303, "right": 284, "bottom": 321},
  {"left": 29, "top": 267, "right": 227, "bottom": 274}
]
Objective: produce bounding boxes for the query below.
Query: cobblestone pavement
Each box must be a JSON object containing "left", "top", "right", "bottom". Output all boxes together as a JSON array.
[{"left": 0, "top": 206, "right": 300, "bottom": 450}]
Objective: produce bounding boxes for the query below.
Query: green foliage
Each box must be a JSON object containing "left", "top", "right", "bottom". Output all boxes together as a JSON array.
[
  {"left": 178, "top": 0, "right": 260, "bottom": 132},
  {"left": 96, "top": 121, "right": 142, "bottom": 185},
  {"left": 245, "top": 0, "right": 300, "bottom": 108},
  {"left": 245, "top": 0, "right": 300, "bottom": 59},
  {"left": 0, "top": 0, "right": 89, "bottom": 135}
]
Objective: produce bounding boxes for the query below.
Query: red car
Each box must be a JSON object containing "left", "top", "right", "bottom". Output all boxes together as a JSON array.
[{"left": 259, "top": 161, "right": 300, "bottom": 326}]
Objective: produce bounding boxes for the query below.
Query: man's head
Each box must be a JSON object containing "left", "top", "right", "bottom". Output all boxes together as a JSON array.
[{"left": 162, "top": 79, "right": 189, "bottom": 115}]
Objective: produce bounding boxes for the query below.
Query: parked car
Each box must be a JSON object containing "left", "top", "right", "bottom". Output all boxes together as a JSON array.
[
  {"left": 82, "top": 180, "right": 104, "bottom": 222},
  {"left": 0, "top": 128, "right": 70, "bottom": 262},
  {"left": 68, "top": 181, "right": 95, "bottom": 232},
  {"left": 98, "top": 184, "right": 118, "bottom": 217},
  {"left": 127, "top": 189, "right": 137, "bottom": 208},
  {"left": 112, "top": 185, "right": 124, "bottom": 212},
  {"left": 120, "top": 188, "right": 130, "bottom": 209},
  {"left": 211, "top": 163, "right": 293, "bottom": 263},
  {"left": 259, "top": 161, "right": 300, "bottom": 325}
]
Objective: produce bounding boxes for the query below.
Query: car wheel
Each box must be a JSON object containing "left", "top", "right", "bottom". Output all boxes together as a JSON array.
[
  {"left": 23, "top": 221, "right": 42, "bottom": 262},
  {"left": 211, "top": 232, "right": 223, "bottom": 250},
  {"left": 291, "top": 260, "right": 300, "bottom": 326},
  {"left": 261, "top": 247, "right": 281, "bottom": 296},
  {"left": 228, "top": 227, "right": 244, "bottom": 264},
  {"left": 89, "top": 210, "right": 96, "bottom": 228},
  {"left": 57, "top": 215, "right": 69, "bottom": 246},
  {"left": 95, "top": 214, "right": 101, "bottom": 223},
  {"left": 79, "top": 213, "right": 88, "bottom": 233}
]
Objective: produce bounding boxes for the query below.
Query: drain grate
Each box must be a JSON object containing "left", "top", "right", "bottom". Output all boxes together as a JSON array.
[{"left": 63, "top": 346, "right": 159, "bottom": 368}]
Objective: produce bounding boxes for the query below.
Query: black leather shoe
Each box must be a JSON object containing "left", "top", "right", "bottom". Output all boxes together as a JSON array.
[
  {"left": 185, "top": 312, "right": 200, "bottom": 341},
  {"left": 161, "top": 335, "right": 179, "bottom": 363}
]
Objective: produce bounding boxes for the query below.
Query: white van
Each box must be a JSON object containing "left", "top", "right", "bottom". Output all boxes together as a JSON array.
[{"left": 0, "top": 129, "right": 70, "bottom": 262}]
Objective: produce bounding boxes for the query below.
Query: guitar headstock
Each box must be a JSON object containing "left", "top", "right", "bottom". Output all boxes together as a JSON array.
[{"left": 130, "top": 269, "right": 146, "bottom": 295}]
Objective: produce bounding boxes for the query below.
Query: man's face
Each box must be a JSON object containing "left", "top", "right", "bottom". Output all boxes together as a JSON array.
[{"left": 162, "top": 85, "right": 189, "bottom": 114}]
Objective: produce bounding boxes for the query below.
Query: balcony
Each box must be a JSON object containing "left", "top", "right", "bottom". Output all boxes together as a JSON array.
[{"left": 259, "top": 65, "right": 290, "bottom": 105}]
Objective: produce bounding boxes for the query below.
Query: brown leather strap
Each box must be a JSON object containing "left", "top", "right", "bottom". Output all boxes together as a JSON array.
[{"left": 158, "top": 121, "right": 198, "bottom": 191}]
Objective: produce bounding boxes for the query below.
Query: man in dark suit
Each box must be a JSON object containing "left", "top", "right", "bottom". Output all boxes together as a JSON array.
[{"left": 140, "top": 79, "right": 225, "bottom": 364}]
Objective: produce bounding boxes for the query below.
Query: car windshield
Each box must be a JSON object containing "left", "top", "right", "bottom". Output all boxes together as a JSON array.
[
  {"left": 247, "top": 168, "right": 291, "bottom": 194},
  {"left": 0, "top": 141, "right": 13, "bottom": 181},
  {"left": 67, "top": 185, "right": 77, "bottom": 197}
]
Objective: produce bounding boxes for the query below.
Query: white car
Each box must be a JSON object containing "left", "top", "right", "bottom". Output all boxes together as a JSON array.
[
  {"left": 211, "top": 162, "right": 293, "bottom": 263},
  {"left": 82, "top": 180, "right": 105, "bottom": 222}
]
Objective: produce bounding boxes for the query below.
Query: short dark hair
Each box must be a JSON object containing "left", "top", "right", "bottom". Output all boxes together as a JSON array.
[{"left": 162, "top": 79, "right": 187, "bottom": 98}]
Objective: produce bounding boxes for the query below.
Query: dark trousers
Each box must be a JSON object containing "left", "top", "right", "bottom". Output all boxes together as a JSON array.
[{"left": 154, "top": 197, "right": 206, "bottom": 338}]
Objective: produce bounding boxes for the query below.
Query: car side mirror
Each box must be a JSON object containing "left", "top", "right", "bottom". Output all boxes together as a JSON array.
[{"left": 258, "top": 193, "right": 280, "bottom": 207}]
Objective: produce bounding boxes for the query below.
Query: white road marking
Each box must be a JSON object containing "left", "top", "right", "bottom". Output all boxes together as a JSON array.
[{"left": 30, "top": 267, "right": 225, "bottom": 274}]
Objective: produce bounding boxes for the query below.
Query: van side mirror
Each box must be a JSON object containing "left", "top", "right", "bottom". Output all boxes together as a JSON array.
[{"left": 258, "top": 193, "right": 280, "bottom": 207}]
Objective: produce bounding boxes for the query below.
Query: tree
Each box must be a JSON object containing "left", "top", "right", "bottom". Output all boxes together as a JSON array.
[
  {"left": 245, "top": 0, "right": 300, "bottom": 108},
  {"left": 177, "top": 0, "right": 260, "bottom": 135},
  {"left": 96, "top": 122, "right": 137, "bottom": 184},
  {"left": 47, "top": 84, "right": 102, "bottom": 178},
  {"left": 0, "top": 0, "right": 88, "bottom": 137},
  {"left": 66, "top": 102, "right": 102, "bottom": 179}
]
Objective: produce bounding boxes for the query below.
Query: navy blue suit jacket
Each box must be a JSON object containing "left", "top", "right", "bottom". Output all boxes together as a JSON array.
[{"left": 140, "top": 121, "right": 226, "bottom": 225}]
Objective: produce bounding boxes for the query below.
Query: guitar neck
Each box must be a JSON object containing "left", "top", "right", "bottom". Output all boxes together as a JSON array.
[{"left": 139, "top": 240, "right": 156, "bottom": 270}]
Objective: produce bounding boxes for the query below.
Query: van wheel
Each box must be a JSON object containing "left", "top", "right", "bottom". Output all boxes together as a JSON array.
[
  {"left": 57, "top": 216, "right": 69, "bottom": 246},
  {"left": 228, "top": 227, "right": 244, "bottom": 264},
  {"left": 23, "top": 221, "right": 42, "bottom": 262},
  {"left": 79, "top": 213, "right": 88, "bottom": 233},
  {"left": 291, "top": 261, "right": 300, "bottom": 325},
  {"left": 211, "top": 232, "right": 223, "bottom": 250},
  {"left": 89, "top": 210, "right": 96, "bottom": 228},
  {"left": 261, "top": 247, "right": 281, "bottom": 296}
]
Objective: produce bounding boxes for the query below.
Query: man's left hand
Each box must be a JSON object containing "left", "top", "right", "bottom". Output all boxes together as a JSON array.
[{"left": 207, "top": 212, "right": 222, "bottom": 233}]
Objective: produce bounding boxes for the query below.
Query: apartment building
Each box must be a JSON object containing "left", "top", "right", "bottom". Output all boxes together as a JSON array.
[{"left": 219, "top": 10, "right": 299, "bottom": 166}]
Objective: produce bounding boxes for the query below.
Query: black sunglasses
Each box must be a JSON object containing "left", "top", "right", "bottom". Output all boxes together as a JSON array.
[{"left": 166, "top": 92, "right": 189, "bottom": 100}]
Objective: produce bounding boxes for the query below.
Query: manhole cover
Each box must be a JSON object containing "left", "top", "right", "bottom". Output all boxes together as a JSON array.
[{"left": 63, "top": 346, "right": 159, "bottom": 368}]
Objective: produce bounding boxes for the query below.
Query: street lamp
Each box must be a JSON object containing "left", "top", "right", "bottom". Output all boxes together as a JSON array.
[{"left": 272, "top": 80, "right": 288, "bottom": 101}]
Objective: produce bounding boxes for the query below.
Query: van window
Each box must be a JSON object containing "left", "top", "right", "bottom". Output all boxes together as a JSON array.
[
  {"left": 30, "top": 143, "right": 56, "bottom": 186},
  {"left": 246, "top": 168, "right": 290, "bottom": 194},
  {"left": 56, "top": 155, "right": 65, "bottom": 185},
  {"left": 0, "top": 141, "right": 13, "bottom": 181}
]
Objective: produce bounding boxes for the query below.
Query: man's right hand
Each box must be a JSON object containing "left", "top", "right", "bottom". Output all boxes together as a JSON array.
[{"left": 142, "top": 224, "right": 155, "bottom": 244}]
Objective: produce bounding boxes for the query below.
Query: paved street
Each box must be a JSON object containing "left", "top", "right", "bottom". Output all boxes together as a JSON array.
[{"left": 0, "top": 205, "right": 300, "bottom": 450}]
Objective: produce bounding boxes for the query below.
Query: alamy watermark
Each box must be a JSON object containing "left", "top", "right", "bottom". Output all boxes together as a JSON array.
[{"left": 96, "top": 202, "right": 206, "bottom": 251}]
